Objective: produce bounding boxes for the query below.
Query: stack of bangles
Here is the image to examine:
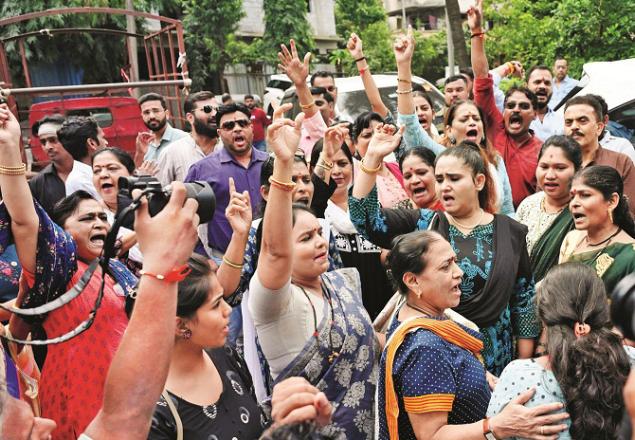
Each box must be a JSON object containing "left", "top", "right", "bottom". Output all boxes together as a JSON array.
[
  {"left": 0, "top": 163, "right": 26, "bottom": 175},
  {"left": 360, "top": 159, "right": 382, "bottom": 174},
  {"left": 300, "top": 101, "right": 315, "bottom": 111},
  {"left": 268, "top": 176, "right": 296, "bottom": 192},
  {"left": 222, "top": 256, "right": 243, "bottom": 270},
  {"left": 396, "top": 88, "right": 412, "bottom": 94},
  {"left": 316, "top": 155, "right": 333, "bottom": 172}
]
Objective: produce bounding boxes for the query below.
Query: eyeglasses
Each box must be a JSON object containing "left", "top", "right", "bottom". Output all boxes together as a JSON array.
[
  {"left": 220, "top": 119, "right": 250, "bottom": 130},
  {"left": 324, "top": 85, "right": 336, "bottom": 93},
  {"left": 505, "top": 101, "right": 532, "bottom": 110},
  {"left": 196, "top": 105, "right": 218, "bottom": 114},
  {"left": 315, "top": 99, "right": 326, "bottom": 107}
]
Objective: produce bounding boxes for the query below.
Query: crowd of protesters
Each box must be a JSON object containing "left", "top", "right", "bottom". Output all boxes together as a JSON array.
[{"left": 2, "top": 0, "right": 635, "bottom": 438}]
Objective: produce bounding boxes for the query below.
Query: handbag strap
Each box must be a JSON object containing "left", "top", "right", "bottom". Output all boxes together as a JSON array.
[{"left": 161, "top": 389, "right": 183, "bottom": 440}]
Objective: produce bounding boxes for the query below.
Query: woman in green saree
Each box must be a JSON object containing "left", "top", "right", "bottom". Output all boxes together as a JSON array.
[
  {"left": 559, "top": 165, "right": 635, "bottom": 294},
  {"left": 516, "top": 136, "right": 581, "bottom": 282}
]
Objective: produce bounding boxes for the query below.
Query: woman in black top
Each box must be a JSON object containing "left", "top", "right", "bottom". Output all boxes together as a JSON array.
[{"left": 148, "top": 253, "right": 267, "bottom": 440}]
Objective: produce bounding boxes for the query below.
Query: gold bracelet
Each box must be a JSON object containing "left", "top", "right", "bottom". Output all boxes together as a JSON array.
[
  {"left": 300, "top": 101, "right": 315, "bottom": 110},
  {"left": 222, "top": 256, "right": 243, "bottom": 270},
  {"left": 0, "top": 163, "right": 26, "bottom": 176},
  {"left": 397, "top": 78, "right": 411, "bottom": 84},
  {"left": 268, "top": 176, "right": 296, "bottom": 191},
  {"left": 360, "top": 159, "right": 382, "bottom": 174},
  {"left": 396, "top": 88, "right": 413, "bottom": 94},
  {"left": 316, "top": 162, "right": 332, "bottom": 172},
  {"left": 319, "top": 155, "right": 334, "bottom": 169}
]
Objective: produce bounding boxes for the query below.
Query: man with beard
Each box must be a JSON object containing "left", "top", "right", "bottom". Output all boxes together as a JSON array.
[
  {"left": 135, "top": 92, "right": 187, "bottom": 166},
  {"left": 58, "top": 116, "right": 109, "bottom": 198},
  {"left": 564, "top": 95, "right": 635, "bottom": 215},
  {"left": 469, "top": 0, "right": 543, "bottom": 207},
  {"left": 185, "top": 103, "right": 267, "bottom": 257},
  {"left": 244, "top": 94, "right": 270, "bottom": 151},
  {"left": 550, "top": 57, "right": 579, "bottom": 109},
  {"left": 443, "top": 74, "right": 470, "bottom": 106},
  {"left": 28, "top": 114, "right": 74, "bottom": 215},
  {"left": 156, "top": 91, "right": 221, "bottom": 186},
  {"left": 526, "top": 65, "right": 564, "bottom": 141}
]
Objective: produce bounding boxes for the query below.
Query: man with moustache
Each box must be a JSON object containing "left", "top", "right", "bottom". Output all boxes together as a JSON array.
[
  {"left": 135, "top": 92, "right": 187, "bottom": 166},
  {"left": 526, "top": 65, "right": 564, "bottom": 141},
  {"left": 185, "top": 103, "right": 267, "bottom": 257},
  {"left": 469, "top": 0, "right": 543, "bottom": 207},
  {"left": 564, "top": 95, "right": 635, "bottom": 215},
  {"left": 28, "top": 114, "right": 74, "bottom": 215},
  {"left": 156, "top": 91, "right": 222, "bottom": 186},
  {"left": 443, "top": 74, "right": 470, "bottom": 106}
]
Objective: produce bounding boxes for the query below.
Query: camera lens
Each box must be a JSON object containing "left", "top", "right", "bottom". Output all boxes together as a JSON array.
[{"left": 610, "top": 273, "right": 635, "bottom": 340}]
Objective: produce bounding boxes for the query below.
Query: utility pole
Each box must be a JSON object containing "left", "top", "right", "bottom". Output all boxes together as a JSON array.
[
  {"left": 401, "top": 0, "right": 407, "bottom": 30},
  {"left": 126, "top": 0, "right": 140, "bottom": 88},
  {"left": 445, "top": 7, "right": 455, "bottom": 76}
]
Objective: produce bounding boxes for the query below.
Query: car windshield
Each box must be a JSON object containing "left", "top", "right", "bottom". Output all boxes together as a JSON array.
[
  {"left": 336, "top": 86, "right": 445, "bottom": 124},
  {"left": 267, "top": 80, "right": 292, "bottom": 90},
  {"left": 609, "top": 99, "right": 635, "bottom": 142}
]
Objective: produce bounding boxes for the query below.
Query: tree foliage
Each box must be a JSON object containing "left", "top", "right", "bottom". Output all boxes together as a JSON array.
[
  {"left": 0, "top": 0, "right": 163, "bottom": 86},
  {"left": 261, "top": 0, "right": 314, "bottom": 64},
  {"left": 484, "top": 0, "right": 635, "bottom": 77},
  {"left": 181, "top": 0, "right": 244, "bottom": 91},
  {"left": 334, "top": 0, "right": 385, "bottom": 38}
]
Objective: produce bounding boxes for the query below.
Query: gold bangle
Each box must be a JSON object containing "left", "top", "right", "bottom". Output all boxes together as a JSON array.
[
  {"left": 0, "top": 163, "right": 26, "bottom": 175},
  {"left": 319, "top": 155, "right": 334, "bottom": 168},
  {"left": 396, "top": 88, "right": 413, "bottom": 94},
  {"left": 360, "top": 159, "right": 382, "bottom": 174},
  {"left": 268, "top": 176, "right": 296, "bottom": 191},
  {"left": 222, "top": 256, "right": 243, "bottom": 270},
  {"left": 300, "top": 101, "right": 315, "bottom": 110},
  {"left": 316, "top": 162, "right": 332, "bottom": 171}
]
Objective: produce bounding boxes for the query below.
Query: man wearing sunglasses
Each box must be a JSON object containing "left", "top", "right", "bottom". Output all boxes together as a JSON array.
[
  {"left": 136, "top": 93, "right": 188, "bottom": 166},
  {"left": 185, "top": 103, "right": 267, "bottom": 258},
  {"left": 156, "top": 91, "right": 221, "bottom": 186},
  {"left": 28, "top": 114, "right": 74, "bottom": 215},
  {"left": 469, "top": 0, "right": 543, "bottom": 207}
]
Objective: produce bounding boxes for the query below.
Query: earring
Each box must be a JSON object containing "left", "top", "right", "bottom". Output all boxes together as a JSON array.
[
  {"left": 449, "top": 136, "right": 457, "bottom": 145},
  {"left": 182, "top": 329, "right": 192, "bottom": 340},
  {"left": 608, "top": 208, "right": 614, "bottom": 224}
]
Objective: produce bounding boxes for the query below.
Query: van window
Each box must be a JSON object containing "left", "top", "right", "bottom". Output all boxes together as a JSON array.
[{"left": 66, "top": 108, "right": 113, "bottom": 127}]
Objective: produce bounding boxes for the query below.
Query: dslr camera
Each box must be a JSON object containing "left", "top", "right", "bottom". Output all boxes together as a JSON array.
[{"left": 117, "top": 176, "right": 216, "bottom": 228}]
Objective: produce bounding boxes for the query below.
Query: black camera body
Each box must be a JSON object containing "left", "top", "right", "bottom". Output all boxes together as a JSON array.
[
  {"left": 118, "top": 176, "right": 216, "bottom": 225},
  {"left": 611, "top": 274, "right": 635, "bottom": 340}
]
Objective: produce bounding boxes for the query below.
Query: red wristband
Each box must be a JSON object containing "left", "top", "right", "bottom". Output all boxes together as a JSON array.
[
  {"left": 359, "top": 67, "right": 367, "bottom": 76},
  {"left": 139, "top": 264, "right": 191, "bottom": 282}
]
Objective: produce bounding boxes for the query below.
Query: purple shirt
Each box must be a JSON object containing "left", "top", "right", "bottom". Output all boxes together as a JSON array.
[{"left": 185, "top": 146, "right": 268, "bottom": 253}]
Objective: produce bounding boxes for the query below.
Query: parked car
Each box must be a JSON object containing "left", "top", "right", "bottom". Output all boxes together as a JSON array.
[
  {"left": 29, "top": 96, "right": 147, "bottom": 165},
  {"left": 279, "top": 74, "right": 446, "bottom": 126},
  {"left": 554, "top": 58, "right": 635, "bottom": 142},
  {"left": 263, "top": 74, "right": 293, "bottom": 116}
]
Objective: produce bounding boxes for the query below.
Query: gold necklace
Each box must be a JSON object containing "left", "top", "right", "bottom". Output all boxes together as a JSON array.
[{"left": 448, "top": 208, "right": 484, "bottom": 230}]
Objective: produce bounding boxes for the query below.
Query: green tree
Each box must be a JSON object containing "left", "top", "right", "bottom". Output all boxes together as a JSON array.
[
  {"left": 261, "top": 0, "right": 314, "bottom": 64},
  {"left": 181, "top": 0, "right": 244, "bottom": 91},
  {"left": 335, "top": 0, "right": 386, "bottom": 37},
  {"left": 483, "top": 0, "right": 635, "bottom": 77}
]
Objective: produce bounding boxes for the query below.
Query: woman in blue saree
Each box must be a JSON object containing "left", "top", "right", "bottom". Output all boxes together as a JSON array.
[{"left": 247, "top": 98, "right": 379, "bottom": 439}]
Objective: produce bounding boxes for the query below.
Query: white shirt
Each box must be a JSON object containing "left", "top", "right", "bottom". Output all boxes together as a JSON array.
[
  {"left": 156, "top": 135, "right": 214, "bottom": 187},
  {"left": 530, "top": 108, "right": 564, "bottom": 142},
  {"left": 601, "top": 132, "right": 635, "bottom": 165},
  {"left": 65, "top": 160, "right": 100, "bottom": 199}
]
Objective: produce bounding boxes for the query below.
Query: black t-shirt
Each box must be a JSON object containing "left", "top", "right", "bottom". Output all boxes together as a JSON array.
[
  {"left": 28, "top": 164, "right": 66, "bottom": 216},
  {"left": 148, "top": 346, "right": 268, "bottom": 440}
]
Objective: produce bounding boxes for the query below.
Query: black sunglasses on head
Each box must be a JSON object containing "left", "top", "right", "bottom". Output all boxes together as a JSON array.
[{"left": 221, "top": 119, "right": 250, "bottom": 130}]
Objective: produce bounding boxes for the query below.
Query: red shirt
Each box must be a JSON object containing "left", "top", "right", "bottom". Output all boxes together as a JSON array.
[
  {"left": 250, "top": 106, "right": 270, "bottom": 142},
  {"left": 474, "top": 75, "right": 543, "bottom": 207}
]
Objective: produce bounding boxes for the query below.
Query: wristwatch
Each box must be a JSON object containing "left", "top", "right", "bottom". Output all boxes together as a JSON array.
[{"left": 483, "top": 417, "right": 497, "bottom": 440}]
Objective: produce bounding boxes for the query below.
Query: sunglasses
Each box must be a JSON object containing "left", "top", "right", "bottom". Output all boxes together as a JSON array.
[
  {"left": 220, "top": 119, "right": 250, "bottom": 130},
  {"left": 324, "top": 85, "right": 336, "bottom": 93},
  {"left": 505, "top": 101, "right": 532, "bottom": 110},
  {"left": 196, "top": 105, "right": 218, "bottom": 114},
  {"left": 315, "top": 99, "right": 327, "bottom": 107}
]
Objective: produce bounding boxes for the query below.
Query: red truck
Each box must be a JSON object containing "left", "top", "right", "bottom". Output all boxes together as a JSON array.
[{"left": 28, "top": 96, "right": 148, "bottom": 163}]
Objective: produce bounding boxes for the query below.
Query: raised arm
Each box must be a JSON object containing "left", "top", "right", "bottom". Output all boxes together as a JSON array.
[
  {"left": 278, "top": 40, "right": 317, "bottom": 119},
  {"left": 217, "top": 176, "right": 252, "bottom": 298},
  {"left": 0, "top": 105, "right": 38, "bottom": 273},
  {"left": 256, "top": 107, "right": 303, "bottom": 290},
  {"left": 84, "top": 182, "right": 200, "bottom": 439},
  {"left": 347, "top": 33, "right": 389, "bottom": 117},
  {"left": 468, "top": 0, "right": 488, "bottom": 78},
  {"left": 313, "top": 125, "right": 347, "bottom": 185}
]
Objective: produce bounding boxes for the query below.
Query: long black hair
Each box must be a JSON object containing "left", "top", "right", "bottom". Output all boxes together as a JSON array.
[{"left": 538, "top": 263, "right": 630, "bottom": 440}]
